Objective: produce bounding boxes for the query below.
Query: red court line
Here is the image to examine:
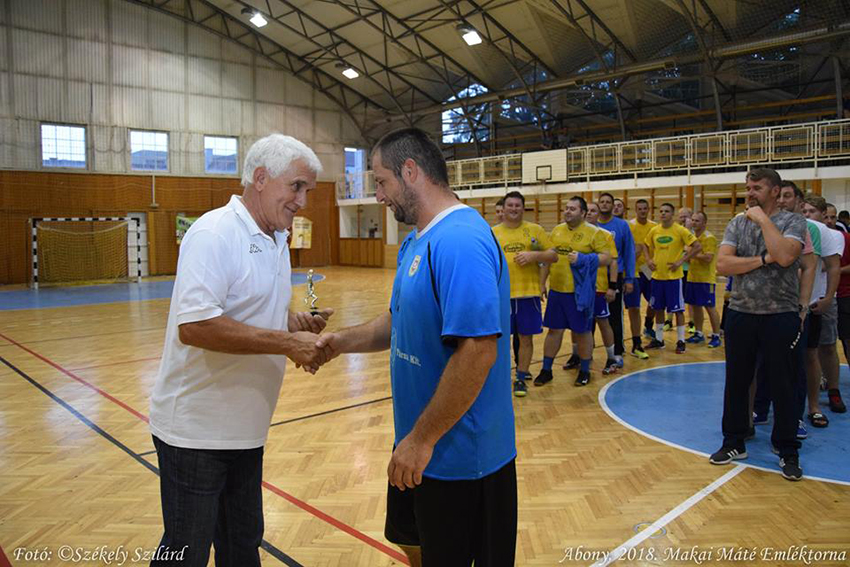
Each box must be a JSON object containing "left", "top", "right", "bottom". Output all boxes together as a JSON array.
[
  {"left": 0, "top": 544, "right": 11, "bottom": 567},
  {"left": 0, "top": 331, "right": 149, "bottom": 424},
  {"left": 0, "top": 330, "right": 408, "bottom": 565}
]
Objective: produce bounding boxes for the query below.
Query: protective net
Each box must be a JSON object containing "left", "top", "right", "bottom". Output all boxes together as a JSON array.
[{"left": 36, "top": 220, "right": 130, "bottom": 285}]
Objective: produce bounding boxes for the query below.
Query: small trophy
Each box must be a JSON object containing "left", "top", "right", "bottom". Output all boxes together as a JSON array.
[{"left": 305, "top": 269, "right": 319, "bottom": 316}]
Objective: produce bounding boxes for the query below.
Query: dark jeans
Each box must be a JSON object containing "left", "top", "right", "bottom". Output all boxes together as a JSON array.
[
  {"left": 753, "top": 313, "right": 808, "bottom": 422},
  {"left": 152, "top": 436, "right": 264, "bottom": 567},
  {"left": 610, "top": 272, "right": 625, "bottom": 356},
  {"left": 723, "top": 310, "right": 801, "bottom": 458}
]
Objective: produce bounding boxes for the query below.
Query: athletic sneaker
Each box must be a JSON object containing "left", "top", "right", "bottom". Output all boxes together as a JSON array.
[
  {"left": 797, "top": 420, "right": 808, "bottom": 440},
  {"left": 709, "top": 447, "right": 747, "bottom": 464},
  {"left": 675, "top": 340, "right": 686, "bottom": 354},
  {"left": 663, "top": 320, "right": 672, "bottom": 332},
  {"left": 707, "top": 335, "right": 722, "bottom": 348},
  {"left": 828, "top": 389, "right": 847, "bottom": 413},
  {"left": 563, "top": 354, "right": 580, "bottom": 370},
  {"left": 602, "top": 359, "right": 619, "bottom": 375},
  {"left": 614, "top": 357, "right": 624, "bottom": 369},
  {"left": 685, "top": 333, "right": 705, "bottom": 344},
  {"left": 534, "top": 369, "right": 553, "bottom": 387},
  {"left": 780, "top": 456, "right": 803, "bottom": 481},
  {"left": 574, "top": 371, "right": 591, "bottom": 386},
  {"left": 752, "top": 411, "right": 769, "bottom": 426},
  {"left": 643, "top": 328, "right": 656, "bottom": 339},
  {"left": 631, "top": 346, "right": 649, "bottom": 359},
  {"left": 513, "top": 379, "right": 527, "bottom": 397},
  {"left": 687, "top": 322, "right": 696, "bottom": 334},
  {"left": 645, "top": 338, "right": 665, "bottom": 349}
]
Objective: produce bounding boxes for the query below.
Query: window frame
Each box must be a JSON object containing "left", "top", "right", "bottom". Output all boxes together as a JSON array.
[
  {"left": 40, "top": 122, "right": 88, "bottom": 170},
  {"left": 129, "top": 129, "right": 170, "bottom": 173},
  {"left": 203, "top": 135, "right": 240, "bottom": 176}
]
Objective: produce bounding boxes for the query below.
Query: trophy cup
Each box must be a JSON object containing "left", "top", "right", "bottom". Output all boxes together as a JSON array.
[{"left": 305, "top": 269, "right": 319, "bottom": 316}]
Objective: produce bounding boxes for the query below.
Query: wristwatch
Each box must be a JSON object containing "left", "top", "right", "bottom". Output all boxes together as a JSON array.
[{"left": 798, "top": 304, "right": 808, "bottom": 314}]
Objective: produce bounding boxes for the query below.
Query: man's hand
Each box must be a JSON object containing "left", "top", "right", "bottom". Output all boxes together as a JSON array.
[
  {"left": 387, "top": 434, "right": 434, "bottom": 491},
  {"left": 623, "top": 282, "right": 633, "bottom": 294},
  {"left": 287, "top": 331, "right": 332, "bottom": 372},
  {"left": 605, "top": 288, "right": 616, "bottom": 303},
  {"left": 668, "top": 259, "right": 683, "bottom": 270},
  {"left": 289, "top": 308, "right": 334, "bottom": 333},
  {"left": 811, "top": 298, "right": 830, "bottom": 314},
  {"left": 568, "top": 251, "right": 579, "bottom": 265},
  {"left": 540, "top": 283, "right": 548, "bottom": 301},
  {"left": 745, "top": 205, "right": 769, "bottom": 225},
  {"left": 647, "top": 259, "right": 656, "bottom": 272},
  {"left": 514, "top": 251, "right": 534, "bottom": 266}
]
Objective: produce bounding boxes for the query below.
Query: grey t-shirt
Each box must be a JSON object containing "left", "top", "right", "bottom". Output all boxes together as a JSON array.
[{"left": 722, "top": 210, "right": 807, "bottom": 314}]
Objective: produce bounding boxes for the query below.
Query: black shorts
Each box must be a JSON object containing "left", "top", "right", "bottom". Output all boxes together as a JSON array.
[
  {"left": 385, "top": 458, "right": 517, "bottom": 567},
  {"left": 838, "top": 296, "right": 850, "bottom": 340},
  {"left": 806, "top": 312, "right": 822, "bottom": 349}
]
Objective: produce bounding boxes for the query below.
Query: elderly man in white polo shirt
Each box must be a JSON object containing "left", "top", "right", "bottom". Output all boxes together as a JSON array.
[{"left": 149, "top": 134, "right": 333, "bottom": 566}]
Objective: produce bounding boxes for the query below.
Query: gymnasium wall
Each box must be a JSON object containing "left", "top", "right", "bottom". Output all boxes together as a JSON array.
[
  {"left": 0, "top": 170, "right": 338, "bottom": 285},
  {"left": 0, "top": 0, "right": 366, "bottom": 178}
]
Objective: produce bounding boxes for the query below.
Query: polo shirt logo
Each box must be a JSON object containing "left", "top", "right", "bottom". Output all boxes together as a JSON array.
[
  {"left": 249, "top": 243, "right": 262, "bottom": 254},
  {"left": 409, "top": 255, "right": 421, "bottom": 276}
]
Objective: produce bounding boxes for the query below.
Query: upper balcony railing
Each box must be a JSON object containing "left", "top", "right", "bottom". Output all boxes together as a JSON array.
[{"left": 337, "top": 118, "right": 850, "bottom": 201}]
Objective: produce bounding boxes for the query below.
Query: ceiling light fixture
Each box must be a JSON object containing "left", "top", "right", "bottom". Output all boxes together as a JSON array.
[
  {"left": 241, "top": 7, "right": 268, "bottom": 28},
  {"left": 456, "top": 24, "right": 482, "bottom": 46},
  {"left": 342, "top": 67, "right": 360, "bottom": 79}
]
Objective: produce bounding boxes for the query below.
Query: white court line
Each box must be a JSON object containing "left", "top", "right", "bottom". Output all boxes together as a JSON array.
[
  {"left": 590, "top": 465, "right": 745, "bottom": 567},
  {"left": 597, "top": 361, "right": 850, "bottom": 486}
]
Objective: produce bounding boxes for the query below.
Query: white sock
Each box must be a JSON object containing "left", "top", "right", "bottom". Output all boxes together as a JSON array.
[
  {"left": 606, "top": 345, "right": 615, "bottom": 359},
  {"left": 655, "top": 324, "right": 664, "bottom": 341},
  {"left": 677, "top": 325, "right": 685, "bottom": 342}
]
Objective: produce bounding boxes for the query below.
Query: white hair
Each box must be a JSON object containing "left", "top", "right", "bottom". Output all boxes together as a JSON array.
[{"left": 241, "top": 133, "right": 323, "bottom": 187}]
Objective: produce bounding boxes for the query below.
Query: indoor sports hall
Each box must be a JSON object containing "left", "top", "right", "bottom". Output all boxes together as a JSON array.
[{"left": 1, "top": 0, "right": 849, "bottom": 565}]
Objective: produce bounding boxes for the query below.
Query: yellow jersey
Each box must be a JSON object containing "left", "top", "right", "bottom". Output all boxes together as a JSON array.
[
  {"left": 597, "top": 228, "right": 618, "bottom": 292},
  {"left": 629, "top": 218, "right": 657, "bottom": 268},
  {"left": 645, "top": 223, "right": 697, "bottom": 281},
  {"left": 493, "top": 221, "right": 552, "bottom": 298},
  {"left": 548, "top": 221, "right": 610, "bottom": 293},
  {"left": 687, "top": 231, "right": 717, "bottom": 284}
]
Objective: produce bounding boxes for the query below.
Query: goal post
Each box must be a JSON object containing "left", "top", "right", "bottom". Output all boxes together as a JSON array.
[{"left": 30, "top": 216, "right": 143, "bottom": 289}]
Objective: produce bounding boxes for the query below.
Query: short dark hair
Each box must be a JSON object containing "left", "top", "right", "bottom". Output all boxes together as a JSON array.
[
  {"left": 614, "top": 198, "right": 625, "bottom": 205},
  {"left": 495, "top": 197, "right": 505, "bottom": 207},
  {"left": 504, "top": 191, "right": 525, "bottom": 206},
  {"left": 747, "top": 167, "right": 782, "bottom": 188},
  {"left": 826, "top": 203, "right": 837, "bottom": 212},
  {"left": 635, "top": 199, "right": 649, "bottom": 206},
  {"left": 804, "top": 193, "right": 827, "bottom": 213},
  {"left": 569, "top": 195, "right": 588, "bottom": 213},
  {"left": 660, "top": 202, "right": 675, "bottom": 212},
  {"left": 372, "top": 127, "right": 449, "bottom": 188},
  {"left": 693, "top": 211, "right": 707, "bottom": 223},
  {"left": 781, "top": 180, "right": 804, "bottom": 201},
  {"left": 598, "top": 192, "right": 615, "bottom": 202},
  {"left": 839, "top": 210, "right": 850, "bottom": 220}
]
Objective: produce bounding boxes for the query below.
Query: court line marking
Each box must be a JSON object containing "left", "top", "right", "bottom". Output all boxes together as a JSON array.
[
  {"left": 270, "top": 396, "right": 392, "bottom": 427},
  {"left": 590, "top": 465, "right": 745, "bottom": 566},
  {"left": 0, "top": 355, "right": 302, "bottom": 567},
  {"left": 597, "top": 361, "right": 850, "bottom": 486},
  {"left": 0, "top": 330, "right": 410, "bottom": 565},
  {"left": 0, "top": 326, "right": 166, "bottom": 346}
]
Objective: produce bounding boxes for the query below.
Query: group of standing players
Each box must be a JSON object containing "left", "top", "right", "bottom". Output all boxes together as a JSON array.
[{"left": 492, "top": 190, "right": 721, "bottom": 395}]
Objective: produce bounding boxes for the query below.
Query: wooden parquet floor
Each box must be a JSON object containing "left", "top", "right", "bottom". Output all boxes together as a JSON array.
[{"left": 1, "top": 266, "right": 848, "bottom": 566}]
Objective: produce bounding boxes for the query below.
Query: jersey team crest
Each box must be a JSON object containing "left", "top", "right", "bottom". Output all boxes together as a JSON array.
[{"left": 409, "top": 255, "right": 422, "bottom": 276}]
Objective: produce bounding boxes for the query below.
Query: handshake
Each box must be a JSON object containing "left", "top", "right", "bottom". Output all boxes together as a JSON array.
[{"left": 286, "top": 308, "right": 342, "bottom": 374}]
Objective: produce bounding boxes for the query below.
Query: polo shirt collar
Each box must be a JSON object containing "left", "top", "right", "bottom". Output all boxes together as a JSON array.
[{"left": 228, "top": 194, "right": 289, "bottom": 241}]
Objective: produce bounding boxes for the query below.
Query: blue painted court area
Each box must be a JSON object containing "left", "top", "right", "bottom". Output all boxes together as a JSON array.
[
  {"left": 0, "top": 272, "right": 324, "bottom": 311},
  {"left": 602, "top": 362, "right": 849, "bottom": 484}
]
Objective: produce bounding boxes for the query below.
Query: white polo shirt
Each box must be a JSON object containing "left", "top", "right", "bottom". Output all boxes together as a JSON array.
[
  {"left": 809, "top": 218, "right": 844, "bottom": 303},
  {"left": 150, "top": 194, "right": 292, "bottom": 449}
]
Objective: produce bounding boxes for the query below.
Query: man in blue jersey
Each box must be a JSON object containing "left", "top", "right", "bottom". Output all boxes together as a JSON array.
[
  {"left": 315, "top": 128, "right": 517, "bottom": 567},
  {"left": 597, "top": 193, "right": 636, "bottom": 368}
]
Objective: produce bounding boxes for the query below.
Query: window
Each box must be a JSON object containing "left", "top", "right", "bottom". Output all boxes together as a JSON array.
[
  {"left": 204, "top": 136, "right": 239, "bottom": 174},
  {"left": 441, "top": 83, "right": 491, "bottom": 144},
  {"left": 130, "top": 130, "right": 169, "bottom": 171},
  {"left": 344, "top": 147, "right": 367, "bottom": 198},
  {"left": 41, "top": 124, "right": 86, "bottom": 169}
]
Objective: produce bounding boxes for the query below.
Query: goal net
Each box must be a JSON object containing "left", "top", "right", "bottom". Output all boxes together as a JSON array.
[{"left": 30, "top": 217, "right": 142, "bottom": 288}]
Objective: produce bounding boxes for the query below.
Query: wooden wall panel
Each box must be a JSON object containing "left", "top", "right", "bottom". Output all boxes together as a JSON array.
[
  {"left": 338, "top": 238, "right": 382, "bottom": 267},
  {"left": 291, "top": 182, "right": 338, "bottom": 268}
]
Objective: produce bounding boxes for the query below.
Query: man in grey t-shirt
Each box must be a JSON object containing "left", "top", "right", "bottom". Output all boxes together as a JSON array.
[{"left": 710, "top": 168, "right": 807, "bottom": 481}]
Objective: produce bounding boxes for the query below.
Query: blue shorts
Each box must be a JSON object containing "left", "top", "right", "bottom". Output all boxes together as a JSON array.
[
  {"left": 594, "top": 293, "right": 610, "bottom": 319},
  {"left": 624, "top": 273, "right": 652, "bottom": 309},
  {"left": 543, "top": 290, "right": 594, "bottom": 333},
  {"left": 510, "top": 297, "right": 543, "bottom": 335},
  {"left": 650, "top": 278, "right": 685, "bottom": 313},
  {"left": 684, "top": 282, "right": 716, "bottom": 307}
]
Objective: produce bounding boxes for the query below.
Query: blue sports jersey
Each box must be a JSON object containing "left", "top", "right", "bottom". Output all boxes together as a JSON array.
[
  {"left": 390, "top": 206, "right": 516, "bottom": 480},
  {"left": 598, "top": 217, "right": 636, "bottom": 283}
]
